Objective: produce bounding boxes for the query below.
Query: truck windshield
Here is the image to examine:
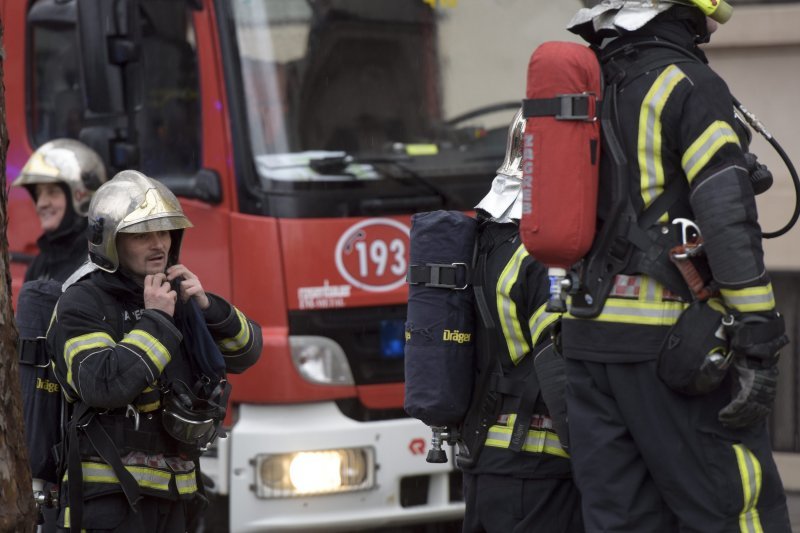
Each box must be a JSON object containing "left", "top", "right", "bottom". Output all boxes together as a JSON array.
[{"left": 228, "top": 0, "right": 521, "bottom": 211}]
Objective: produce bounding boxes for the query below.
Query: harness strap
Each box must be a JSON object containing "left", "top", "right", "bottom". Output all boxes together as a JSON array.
[
  {"left": 83, "top": 418, "right": 143, "bottom": 509},
  {"left": 522, "top": 93, "right": 598, "bottom": 121}
]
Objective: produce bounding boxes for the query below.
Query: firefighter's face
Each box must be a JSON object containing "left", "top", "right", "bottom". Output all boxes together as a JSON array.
[
  {"left": 117, "top": 231, "right": 172, "bottom": 279},
  {"left": 35, "top": 183, "right": 67, "bottom": 233}
]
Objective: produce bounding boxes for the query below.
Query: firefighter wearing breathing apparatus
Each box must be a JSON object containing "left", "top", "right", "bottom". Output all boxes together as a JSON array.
[
  {"left": 561, "top": 1, "right": 791, "bottom": 531},
  {"left": 47, "top": 170, "right": 262, "bottom": 532},
  {"left": 461, "top": 109, "right": 583, "bottom": 533}
]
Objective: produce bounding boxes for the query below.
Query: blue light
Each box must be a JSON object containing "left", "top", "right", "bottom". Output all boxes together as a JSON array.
[{"left": 379, "top": 320, "right": 405, "bottom": 359}]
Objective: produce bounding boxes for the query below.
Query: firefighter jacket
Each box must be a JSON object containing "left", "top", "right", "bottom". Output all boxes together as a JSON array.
[
  {"left": 467, "top": 221, "right": 570, "bottom": 478},
  {"left": 47, "top": 269, "right": 262, "bottom": 506},
  {"left": 563, "top": 22, "right": 774, "bottom": 363}
]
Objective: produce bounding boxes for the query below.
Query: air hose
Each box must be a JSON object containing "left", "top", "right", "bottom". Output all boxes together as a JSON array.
[{"left": 734, "top": 97, "right": 800, "bottom": 238}]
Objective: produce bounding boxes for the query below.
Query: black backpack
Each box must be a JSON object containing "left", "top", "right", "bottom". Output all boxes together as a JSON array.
[
  {"left": 17, "top": 279, "right": 66, "bottom": 484},
  {"left": 17, "top": 277, "right": 118, "bottom": 485}
]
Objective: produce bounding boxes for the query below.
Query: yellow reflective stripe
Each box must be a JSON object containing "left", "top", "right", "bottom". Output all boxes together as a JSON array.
[
  {"left": 720, "top": 284, "right": 775, "bottom": 313},
  {"left": 682, "top": 121, "right": 740, "bottom": 183},
  {"left": 528, "top": 304, "right": 559, "bottom": 347},
  {"left": 485, "top": 414, "right": 568, "bottom": 458},
  {"left": 496, "top": 245, "right": 530, "bottom": 365},
  {"left": 64, "top": 332, "right": 115, "bottom": 390},
  {"left": 591, "top": 297, "right": 687, "bottom": 326},
  {"left": 136, "top": 399, "right": 161, "bottom": 413},
  {"left": 220, "top": 309, "right": 252, "bottom": 352},
  {"left": 733, "top": 444, "right": 764, "bottom": 533},
  {"left": 567, "top": 276, "right": 688, "bottom": 325},
  {"left": 122, "top": 329, "right": 171, "bottom": 372},
  {"left": 639, "top": 65, "right": 687, "bottom": 218},
  {"left": 176, "top": 472, "right": 199, "bottom": 495},
  {"left": 66, "top": 461, "right": 172, "bottom": 492}
]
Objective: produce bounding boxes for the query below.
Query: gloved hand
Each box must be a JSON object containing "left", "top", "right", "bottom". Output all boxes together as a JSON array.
[
  {"left": 744, "top": 152, "right": 773, "bottom": 195},
  {"left": 718, "top": 358, "right": 779, "bottom": 429},
  {"left": 718, "top": 312, "right": 789, "bottom": 428}
]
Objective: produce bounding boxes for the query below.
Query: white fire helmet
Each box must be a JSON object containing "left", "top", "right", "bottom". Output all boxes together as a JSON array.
[
  {"left": 87, "top": 170, "right": 193, "bottom": 273},
  {"left": 568, "top": 0, "right": 732, "bottom": 38},
  {"left": 12, "top": 139, "right": 107, "bottom": 217},
  {"left": 475, "top": 108, "right": 526, "bottom": 223}
]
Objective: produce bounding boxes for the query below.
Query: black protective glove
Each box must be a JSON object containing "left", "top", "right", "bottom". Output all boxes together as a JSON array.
[
  {"left": 718, "top": 312, "right": 789, "bottom": 429},
  {"left": 718, "top": 358, "right": 779, "bottom": 429}
]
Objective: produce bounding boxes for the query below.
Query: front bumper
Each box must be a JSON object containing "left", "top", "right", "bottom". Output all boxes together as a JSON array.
[{"left": 204, "top": 401, "right": 464, "bottom": 532}]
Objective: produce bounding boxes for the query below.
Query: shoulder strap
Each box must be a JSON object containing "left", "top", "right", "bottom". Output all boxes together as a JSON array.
[
  {"left": 571, "top": 42, "right": 697, "bottom": 317},
  {"left": 472, "top": 223, "right": 542, "bottom": 453}
]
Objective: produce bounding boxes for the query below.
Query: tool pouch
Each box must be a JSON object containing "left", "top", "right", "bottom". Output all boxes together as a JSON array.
[{"left": 657, "top": 299, "right": 732, "bottom": 395}]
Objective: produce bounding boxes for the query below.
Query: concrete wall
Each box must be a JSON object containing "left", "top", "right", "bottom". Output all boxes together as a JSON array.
[{"left": 705, "top": 4, "right": 800, "bottom": 271}]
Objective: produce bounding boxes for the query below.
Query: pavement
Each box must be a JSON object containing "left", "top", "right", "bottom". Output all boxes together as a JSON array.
[{"left": 790, "top": 493, "right": 800, "bottom": 532}]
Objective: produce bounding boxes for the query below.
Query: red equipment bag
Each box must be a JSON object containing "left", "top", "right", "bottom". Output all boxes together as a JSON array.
[{"left": 519, "top": 41, "right": 602, "bottom": 270}]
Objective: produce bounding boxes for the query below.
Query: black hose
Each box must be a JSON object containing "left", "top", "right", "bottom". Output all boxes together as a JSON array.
[{"left": 734, "top": 98, "right": 800, "bottom": 239}]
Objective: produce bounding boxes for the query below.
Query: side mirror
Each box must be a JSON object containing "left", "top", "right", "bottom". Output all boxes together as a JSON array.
[
  {"left": 75, "top": 0, "right": 142, "bottom": 115},
  {"left": 159, "top": 169, "right": 224, "bottom": 205}
]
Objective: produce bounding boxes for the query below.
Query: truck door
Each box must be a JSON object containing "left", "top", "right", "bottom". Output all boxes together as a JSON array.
[{"left": 11, "top": 0, "right": 233, "bottom": 299}]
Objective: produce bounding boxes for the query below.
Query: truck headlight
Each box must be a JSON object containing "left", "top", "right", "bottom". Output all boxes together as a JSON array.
[
  {"left": 289, "top": 335, "right": 354, "bottom": 385},
  {"left": 254, "top": 448, "right": 375, "bottom": 498}
]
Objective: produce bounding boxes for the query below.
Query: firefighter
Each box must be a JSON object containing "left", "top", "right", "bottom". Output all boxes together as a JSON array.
[
  {"left": 12, "top": 139, "right": 107, "bottom": 282},
  {"left": 461, "top": 109, "right": 583, "bottom": 533},
  {"left": 47, "top": 170, "right": 263, "bottom": 532},
  {"left": 563, "top": 1, "right": 791, "bottom": 531}
]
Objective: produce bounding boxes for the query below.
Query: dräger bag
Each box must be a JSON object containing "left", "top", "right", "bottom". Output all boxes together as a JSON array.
[
  {"left": 658, "top": 299, "right": 733, "bottom": 396},
  {"left": 17, "top": 279, "right": 65, "bottom": 484},
  {"left": 404, "top": 210, "right": 477, "bottom": 428}
]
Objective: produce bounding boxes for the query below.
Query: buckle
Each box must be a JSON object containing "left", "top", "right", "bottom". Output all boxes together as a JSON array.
[
  {"left": 409, "top": 262, "right": 470, "bottom": 290},
  {"left": 555, "top": 93, "right": 597, "bottom": 122}
]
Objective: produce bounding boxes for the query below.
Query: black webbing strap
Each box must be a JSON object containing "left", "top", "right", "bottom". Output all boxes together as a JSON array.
[
  {"left": 83, "top": 419, "right": 143, "bottom": 507},
  {"left": 18, "top": 338, "right": 48, "bottom": 365},
  {"left": 522, "top": 93, "right": 597, "bottom": 121},
  {"left": 509, "top": 368, "right": 540, "bottom": 453},
  {"left": 407, "top": 263, "right": 470, "bottom": 290},
  {"left": 66, "top": 403, "right": 143, "bottom": 532},
  {"left": 66, "top": 403, "right": 87, "bottom": 533}
]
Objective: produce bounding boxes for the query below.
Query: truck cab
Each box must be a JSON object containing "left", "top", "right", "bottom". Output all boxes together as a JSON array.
[{"left": 4, "top": 0, "right": 553, "bottom": 530}]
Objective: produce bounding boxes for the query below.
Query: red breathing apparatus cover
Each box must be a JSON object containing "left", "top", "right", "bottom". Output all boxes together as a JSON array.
[{"left": 519, "top": 41, "right": 602, "bottom": 269}]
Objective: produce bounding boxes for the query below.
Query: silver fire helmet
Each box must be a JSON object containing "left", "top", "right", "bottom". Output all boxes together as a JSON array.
[
  {"left": 568, "top": 0, "right": 733, "bottom": 39},
  {"left": 12, "top": 139, "right": 107, "bottom": 216},
  {"left": 475, "top": 108, "right": 525, "bottom": 223},
  {"left": 87, "top": 170, "right": 193, "bottom": 273}
]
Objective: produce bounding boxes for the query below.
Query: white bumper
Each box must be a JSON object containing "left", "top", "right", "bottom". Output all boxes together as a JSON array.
[{"left": 202, "top": 402, "right": 464, "bottom": 532}]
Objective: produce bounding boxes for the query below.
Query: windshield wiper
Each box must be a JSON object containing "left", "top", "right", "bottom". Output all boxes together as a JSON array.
[{"left": 310, "top": 153, "right": 449, "bottom": 209}]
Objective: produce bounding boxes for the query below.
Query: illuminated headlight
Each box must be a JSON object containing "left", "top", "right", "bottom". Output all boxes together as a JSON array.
[
  {"left": 289, "top": 336, "right": 354, "bottom": 385},
  {"left": 254, "top": 448, "right": 375, "bottom": 498}
]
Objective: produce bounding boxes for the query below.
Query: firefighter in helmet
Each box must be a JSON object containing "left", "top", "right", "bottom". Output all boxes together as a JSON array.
[
  {"left": 460, "top": 109, "right": 583, "bottom": 532},
  {"left": 12, "top": 139, "right": 107, "bottom": 282},
  {"left": 562, "top": 1, "right": 791, "bottom": 530},
  {"left": 47, "top": 170, "right": 263, "bottom": 531}
]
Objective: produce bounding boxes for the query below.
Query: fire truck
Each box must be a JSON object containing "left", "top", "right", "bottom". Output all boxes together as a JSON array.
[{"left": 3, "top": 0, "right": 558, "bottom": 530}]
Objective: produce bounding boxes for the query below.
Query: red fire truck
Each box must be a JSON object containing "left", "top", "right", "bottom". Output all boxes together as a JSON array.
[{"left": 4, "top": 0, "right": 525, "bottom": 530}]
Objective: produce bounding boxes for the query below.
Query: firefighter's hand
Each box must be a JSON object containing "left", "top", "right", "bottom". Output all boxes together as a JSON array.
[
  {"left": 144, "top": 272, "right": 177, "bottom": 316},
  {"left": 718, "top": 358, "right": 778, "bottom": 429},
  {"left": 167, "top": 264, "right": 210, "bottom": 310}
]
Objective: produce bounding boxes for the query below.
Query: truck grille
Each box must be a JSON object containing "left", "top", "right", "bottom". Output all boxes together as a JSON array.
[{"left": 288, "top": 305, "right": 407, "bottom": 386}]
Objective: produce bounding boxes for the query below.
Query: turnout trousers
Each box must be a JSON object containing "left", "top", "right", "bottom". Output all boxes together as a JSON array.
[
  {"left": 462, "top": 472, "right": 584, "bottom": 533},
  {"left": 565, "top": 358, "right": 791, "bottom": 533}
]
